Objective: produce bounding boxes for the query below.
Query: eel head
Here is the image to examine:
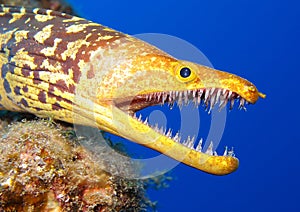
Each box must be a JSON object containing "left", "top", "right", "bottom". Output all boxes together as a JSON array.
[{"left": 86, "top": 52, "right": 265, "bottom": 176}]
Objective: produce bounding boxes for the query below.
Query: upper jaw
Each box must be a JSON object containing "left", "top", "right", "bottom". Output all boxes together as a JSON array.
[{"left": 114, "top": 86, "right": 254, "bottom": 115}]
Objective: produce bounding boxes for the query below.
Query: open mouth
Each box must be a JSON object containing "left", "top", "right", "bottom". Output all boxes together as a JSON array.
[{"left": 114, "top": 87, "right": 248, "bottom": 157}]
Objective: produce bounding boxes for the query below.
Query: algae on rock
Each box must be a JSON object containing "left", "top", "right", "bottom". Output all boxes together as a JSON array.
[{"left": 0, "top": 119, "right": 151, "bottom": 211}]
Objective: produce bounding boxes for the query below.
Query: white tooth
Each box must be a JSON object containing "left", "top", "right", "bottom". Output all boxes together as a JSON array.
[
  {"left": 205, "top": 141, "right": 213, "bottom": 155},
  {"left": 195, "top": 138, "right": 203, "bottom": 152},
  {"left": 223, "top": 146, "right": 228, "bottom": 156},
  {"left": 193, "top": 98, "right": 198, "bottom": 108},
  {"left": 227, "top": 91, "right": 233, "bottom": 99},
  {"left": 154, "top": 123, "right": 159, "bottom": 131},
  {"left": 184, "top": 90, "right": 188, "bottom": 98},
  {"left": 239, "top": 98, "right": 245, "bottom": 110},
  {"left": 210, "top": 88, "right": 215, "bottom": 95},
  {"left": 178, "top": 91, "right": 183, "bottom": 106},
  {"left": 198, "top": 89, "right": 203, "bottom": 97},
  {"left": 222, "top": 89, "right": 227, "bottom": 95},
  {"left": 213, "top": 151, "right": 218, "bottom": 156},
  {"left": 210, "top": 92, "right": 217, "bottom": 108},
  {"left": 188, "top": 136, "right": 195, "bottom": 148},
  {"left": 219, "top": 98, "right": 228, "bottom": 111},
  {"left": 208, "top": 105, "right": 212, "bottom": 114},
  {"left": 184, "top": 90, "right": 189, "bottom": 105},
  {"left": 173, "top": 132, "right": 180, "bottom": 142},
  {"left": 173, "top": 91, "right": 177, "bottom": 100},
  {"left": 183, "top": 137, "right": 189, "bottom": 146},
  {"left": 204, "top": 89, "right": 210, "bottom": 103},
  {"left": 228, "top": 147, "right": 235, "bottom": 157},
  {"left": 183, "top": 136, "right": 195, "bottom": 148},
  {"left": 230, "top": 98, "right": 235, "bottom": 110},
  {"left": 143, "top": 117, "right": 148, "bottom": 125},
  {"left": 193, "top": 90, "right": 196, "bottom": 98},
  {"left": 166, "top": 129, "right": 172, "bottom": 137},
  {"left": 175, "top": 91, "right": 179, "bottom": 98},
  {"left": 197, "top": 89, "right": 203, "bottom": 105},
  {"left": 197, "top": 95, "right": 201, "bottom": 105},
  {"left": 169, "top": 91, "right": 173, "bottom": 99},
  {"left": 159, "top": 126, "right": 165, "bottom": 134},
  {"left": 216, "top": 89, "right": 222, "bottom": 104},
  {"left": 162, "top": 93, "right": 167, "bottom": 104},
  {"left": 138, "top": 114, "right": 142, "bottom": 121},
  {"left": 157, "top": 93, "right": 162, "bottom": 101}
]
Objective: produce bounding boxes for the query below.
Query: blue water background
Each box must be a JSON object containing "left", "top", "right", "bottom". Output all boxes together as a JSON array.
[{"left": 67, "top": 0, "right": 299, "bottom": 211}]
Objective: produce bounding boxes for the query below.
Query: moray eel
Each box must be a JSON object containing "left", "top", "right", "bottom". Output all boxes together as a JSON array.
[{"left": 0, "top": 5, "right": 265, "bottom": 175}]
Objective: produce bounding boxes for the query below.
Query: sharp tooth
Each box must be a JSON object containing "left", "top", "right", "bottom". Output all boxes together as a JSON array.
[
  {"left": 143, "top": 117, "right": 148, "bottom": 125},
  {"left": 189, "top": 136, "right": 195, "bottom": 148},
  {"left": 210, "top": 88, "right": 215, "bottom": 95},
  {"left": 216, "top": 89, "right": 222, "bottom": 104},
  {"left": 169, "top": 91, "right": 173, "bottom": 100},
  {"left": 193, "top": 90, "right": 196, "bottom": 98},
  {"left": 222, "top": 89, "right": 227, "bottom": 95},
  {"left": 168, "top": 102, "right": 174, "bottom": 109},
  {"left": 213, "top": 151, "right": 218, "bottom": 156},
  {"left": 184, "top": 90, "right": 188, "bottom": 97},
  {"left": 223, "top": 146, "right": 228, "bottom": 156},
  {"left": 193, "top": 98, "right": 198, "bottom": 108},
  {"left": 169, "top": 91, "right": 172, "bottom": 100},
  {"left": 175, "top": 91, "right": 179, "bottom": 98},
  {"left": 198, "top": 89, "right": 203, "bottom": 98},
  {"left": 159, "top": 126, "right": 165, "bottom": 134},
  {"left": 183, "top": 136, "right": 195, "bottom": 148},
  {"left": 197, "top": 95, "right": 201, "bottom": 105},
  {"left": 197, "top": 89, "right": 203, "bottom": 105},
  {"left": 239, "top": 98, "right": 245, "bottom": 110},
  {"left": 178, "top": 92, "right": 183, "bottom": 106},
  {"left": 138, "top": 114, "right": 142, "bottom": 121},
  {"left": 184, "top": 91, "right": 189, "bottom": 105},
  {"left": 157, "top": 93, "right": 162, "bottom": 101},
  {"left": 173, "top": 132, "right": 180, "bottom": 142},
  {"left": 195, "top": 138, "right": 203, "bottom": 152},
  {"left": 228, "top": 147, "right": 235, "bottom": 157},
  {"left": 210, "top": 91, "right": 217, "bottom": 109},
  {"left": 153, "top": 123, "right": 159, "bottom": 131},
  {"left": 205, "top": 141, "right": 213, "bottom": 155},
  {"left": 219, "top": 97, "right": 228, "bottom": 111},
  {"left": 227, "top": 91, "right": 233, "bottom": 99},
  {"left": 166, "top": 129, "right": 172, "bottom": 137},
  {"left": 162, "top": 93, "right": 167, "bottom": 104},
  {"left": 208, "top": 106, "right": 212, "bottom": 114},
  {"left": 204, "top": 89, "right": 210, "bottom": 103},
  {"left": 230, "top": 98, "right": 235, "bottom": 110}
]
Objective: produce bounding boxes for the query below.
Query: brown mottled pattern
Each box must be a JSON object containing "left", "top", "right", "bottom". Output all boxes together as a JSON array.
[{"left": 0, "top": 5, "right": 131, "bottom": 114}]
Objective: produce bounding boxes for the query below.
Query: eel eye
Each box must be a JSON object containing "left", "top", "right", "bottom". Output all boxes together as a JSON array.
[
  {"left": 176, "top": 66, "right": 196, "bottom": 83},
  {"left": 180, "top": 67, "right": 191, "bottom": 78}
]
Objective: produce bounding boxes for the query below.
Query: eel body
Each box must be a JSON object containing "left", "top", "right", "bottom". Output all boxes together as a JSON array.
[{"left": 0, "top": 5, "right": 265, "bottom": 175}]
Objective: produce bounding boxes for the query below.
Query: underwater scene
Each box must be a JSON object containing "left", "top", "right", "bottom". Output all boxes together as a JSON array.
[{"left": 0, "top": 0, "right": 299, "bottom": 211}]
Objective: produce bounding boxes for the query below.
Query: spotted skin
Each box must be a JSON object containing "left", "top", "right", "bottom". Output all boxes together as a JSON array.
[{"left": 0, "top": 5, "right": 265, "bottom": 175}]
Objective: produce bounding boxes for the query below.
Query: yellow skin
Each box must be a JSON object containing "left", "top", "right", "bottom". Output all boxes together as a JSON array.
[{"left": 0, "top": 5, "right": 265, "bottom": 175}]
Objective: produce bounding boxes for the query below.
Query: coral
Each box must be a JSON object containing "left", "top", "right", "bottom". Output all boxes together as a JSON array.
[{"left": 0, "top": 119, "right": 150, "bottom": 211}]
